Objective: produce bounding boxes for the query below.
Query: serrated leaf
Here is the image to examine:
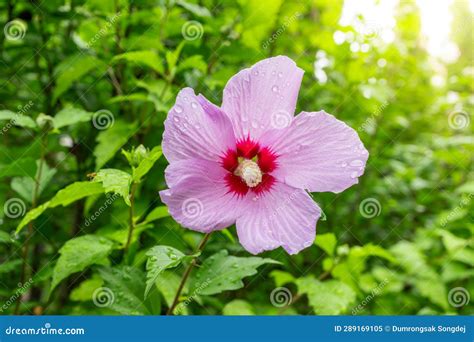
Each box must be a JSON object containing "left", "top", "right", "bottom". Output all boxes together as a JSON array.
[
  {"left": 296, "top": 276, "right": 356, "bottom": 315},
  {"left": 144, "top": 245, "right": 196, "bottom": 299},
  {"left": 51, "top": 235, "right": 114, "bottom": 293},
  {"left": 98, "top": 265, "right": 150, "bottom": 315},
  {"left": 94, "top": 120, "right": 137, "bottom": 169},
  {"left": 93, "top": 169, "right": 132, "bottom": 206},
  {"left": 52, "top": 107, "right": 93, "bottom": 129},
  {"left": 315, "top": 233, "right": 337, "bottom": 256},
  {"left": 190, "top": 250, "right": 279, "bottom": 295},
  {"left": 132, "top": 145, "right": 162, "bottom": 182},
  {"left": 113, "top": 50, "right": 164, "bottom": 75},
  {"left": 16, "top": 181, "right": 105, "bottom": 233},
  {"left": 0, "top": 110, "right": 36, "bottom": 129}
]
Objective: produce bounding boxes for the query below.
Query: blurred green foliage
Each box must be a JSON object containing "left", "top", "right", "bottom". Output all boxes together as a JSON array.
[{"left": 0, "top": 0, "right": 472, "bottom": 316}]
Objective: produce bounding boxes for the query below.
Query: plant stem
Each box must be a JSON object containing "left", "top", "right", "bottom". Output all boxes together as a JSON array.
[
  {"left": 14, "top": 134, "right": 47, "bottom": 314},
  {"left": 167, "top": 233, "right": 211, "bottom": 315},
  {"left": 124, "top": 182, "right": 138, "bottom": 253}
]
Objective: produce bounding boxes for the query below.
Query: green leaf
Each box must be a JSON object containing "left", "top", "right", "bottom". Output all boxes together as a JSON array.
[
  {"left": 11, "top": 160, "right": 57, "bottom": 203},
  {"left": 270, "top": 270, "right": 295, "bottom": 287},
  {"left": 97, "top": 265, "right": 150, "bottom": 315},
  {"left": 0, "top": 230, "right": 12, "bottom": 244},
  {"left": 16, "top": 181, "right": 105, "bottom": 233},
  {"left": 143, "top": 206, "right": 169, "bottom": 224},
  {"left": 296, "top": 276, "right": 356, "bottom": 315},
  {"left": 113, "top": 50, "right": 164, "bottom": 75},
  {"left": 0, "top": 110, "right": 36, "bottom": 129},
  {"left": 144, "top": 245, "right": 197, "bottom": 299},
  {"left": 93, "top": 169, "right": 132, "bottom": 206},
  {"left": 315, "top": 233, "right": 337, "bottom": 256},
  {"left": 0, "top": 259, "right": 22, "bottom": 274},
  {"left": 53, "top": 55, "right": 107, "bottom": 102},
  {"left": 52, "top": 107, "right": 93, "bottom": 129},
  {"left": 94, "top": 120, "right": 138, "bottom": 169},
  {"left": 70, "top": 276, "right": 103, "bottom": 302},
  {"left": 190, "top": 250, "right": 280, "bottom": 295},
  {"left": 222, "top": 299, "right": 255, "bottom": 315},
  {"left": 0, "top": 157, "right": 37, "bottom": 179},
  {"left": 132, "top": 146, "right": 162, "bottom": 182},
  {"left": 51, "top": 235, "right": 114, "bottom": 293},
  {"left": 176, "top": 0, "right": 211, "bottom": 17},
  {"left": 155, "top": 270, "right": 189, "bottom": 309}
]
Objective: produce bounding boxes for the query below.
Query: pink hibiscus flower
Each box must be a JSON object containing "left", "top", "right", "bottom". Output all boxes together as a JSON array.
[{"left": 160, "top": 56, "right": 368, "bottom": 255}]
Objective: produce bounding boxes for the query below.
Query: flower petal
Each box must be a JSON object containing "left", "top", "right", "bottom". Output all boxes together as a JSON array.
[
  {"left": 160, "top": 158, "right": 246, "bottom": 233},
  {"left": 162, "top": 88, "right": 235, "bottom": 163},
  {"left": 222, "top": 56, "right": 304, "bottom": 140},
  {"left": 260, "top": 111, "right": 369, "bottom": 193},
  {"left": 236, "top": 181, "right": 321, "bottom": 255}
]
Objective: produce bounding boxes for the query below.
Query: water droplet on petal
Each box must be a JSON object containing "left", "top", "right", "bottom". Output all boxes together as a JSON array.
[
  {"left": 174, "top": 105, "right": 183, "bottom": 113},
  {"left": 272, "top": 85, "right": 279, "bottom": 93},
  {"left": 350, "top": 171, "right": 358, "bottom": 179},
  {"left": 191, "top": 102, "right": 198, "bottom": 109},
  {"left": 350, "top": 159, "right": 363, "bottom": 167},
  {"left": 174, "top": 117, "right": 180, "bottom": 122},
  {"left": 341, "top": 162, "right": 348, "bottom": 167},
  {"left": 278, "top": 72, "right": 283, "bottom": 78},
  {"left": 251, "top": 120, "right": 259, "bottom": 129}
]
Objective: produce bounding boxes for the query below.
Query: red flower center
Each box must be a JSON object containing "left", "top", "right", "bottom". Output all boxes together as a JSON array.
[{"left": 220, "top": 137, "right": 277, "bottom": 196}]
